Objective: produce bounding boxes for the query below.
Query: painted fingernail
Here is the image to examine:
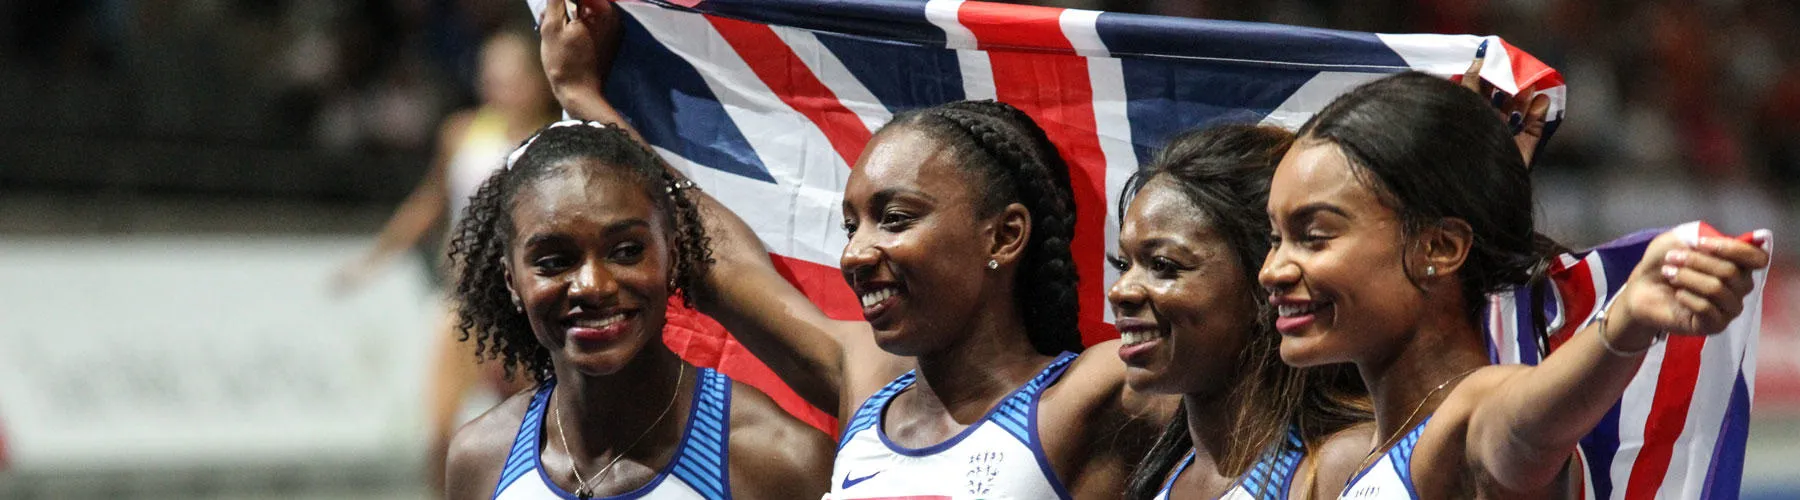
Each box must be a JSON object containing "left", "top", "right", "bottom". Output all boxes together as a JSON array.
[
  {"left": 1662, "top": 265, "right": 1679, "bottom": 279},
  {"left": 1666, "top": 249, "right": 1689, "bottom": 265},
  {"left": 1509, "top": 112, "right": 1524, "bottom": 133},
  {"left": 1492, "top": 91, "right": 1510, "bottom": 109},
  {"left": 1476, "top": 39, "right": 1489, "bottom": 58}
]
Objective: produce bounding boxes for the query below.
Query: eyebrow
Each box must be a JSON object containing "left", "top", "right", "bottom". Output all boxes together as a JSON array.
[
  {"left": 1282, "top": 202, "right": 1350, "bottom": 222},
  {"left": 522, "top": 218, "right": 650, "bottom": 248},
  {"left": 845, "top": 187, "right": 936, "bottom": 215}
]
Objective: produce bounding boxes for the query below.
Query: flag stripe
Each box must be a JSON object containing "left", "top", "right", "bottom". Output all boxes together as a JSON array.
[
  {"left": 708, "top": 16, "right": 874, "bottom": 167},
  {"left": 1627, "top": 333, "right": 1708, "bottom": 499},
  {"left": 963, "top": 8, "right": 1115, "bottom": 346}
]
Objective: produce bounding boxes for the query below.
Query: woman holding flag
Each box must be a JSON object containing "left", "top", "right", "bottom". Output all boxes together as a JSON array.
[
  {"left": 1259, "top": 71, "right": 1770, "bottom": 498},
  {"left": 540, "top": 1, "right": 1167, "bottom": 498}
]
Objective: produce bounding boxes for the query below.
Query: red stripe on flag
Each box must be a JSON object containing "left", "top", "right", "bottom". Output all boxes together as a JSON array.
[
  {"left": 1547, "top": 259, "right": 1596, "bottom": 353},
  {"left": 707, "top": 15, "right": 873, "bottom": 167},
  {"left": 958, "top": 2, "right": 1071, "bottom": 53},
  {"left": 1624, "top": 334, "right": 1707, "bottom": 499},
  {"left": 1500, "top": 39, "right": 1565, "bottom": 92},
  {"left": 963, "top": 6, "right": 1117, "bottom": 347}
]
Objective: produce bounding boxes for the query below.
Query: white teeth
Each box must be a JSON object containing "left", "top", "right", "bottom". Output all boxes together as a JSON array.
[
  {"left": 593, "top": 313, "right": 626, "bottom": 328},
  {"left": 1121, "top": 330, "right": 1159, "bottom": 347},
  {"left": 1277, "top": 303, "right": 1324, "bottom": 317},
  {"left": 860, "top": 288, "right": 896, "bottom": 308}
]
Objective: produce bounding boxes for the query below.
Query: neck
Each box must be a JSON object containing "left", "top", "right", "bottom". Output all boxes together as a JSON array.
[
  {"left": 1359, "top": 309, "right": 1490, "bottom": 445},
  {"left": 552, "top": 342, "right": 690, "bottom": 460},
  {"left": 1182, "top": 387, "right": 1241, "bottom": 475},
  {"left": 909, "top": 296, "right": 1050, "bottom": 423}
]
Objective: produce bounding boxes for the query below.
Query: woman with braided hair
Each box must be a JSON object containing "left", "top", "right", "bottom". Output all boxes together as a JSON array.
[
  {"left": 441, "top": 121, "right": 832, "bottom": 500},
  {"left": 539, "top": 2, "right": 1165, "bottom": 498}
]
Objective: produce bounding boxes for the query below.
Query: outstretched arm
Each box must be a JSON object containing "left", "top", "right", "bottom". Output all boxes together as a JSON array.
[
  {"left": 537, "top": 0, "right": 898, "bottom": 417},
  {"left": 1464, "top": 232, "right": 1768, "bottom": 491}
]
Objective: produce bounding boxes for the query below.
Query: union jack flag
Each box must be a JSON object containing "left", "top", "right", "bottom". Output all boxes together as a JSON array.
[
  {"left": 1490, "top": 222, "right": 1770, "bottom": 500},
  {"left": 526, "top": 0, "right": 1761, "bottom": 497}
]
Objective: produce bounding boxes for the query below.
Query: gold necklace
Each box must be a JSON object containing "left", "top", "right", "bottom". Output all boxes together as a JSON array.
[
  {"left": 554, "top": 365, "right": 685, "bottom": 500},
  {"left": 1342, "top": 366, "right": 1480, "bottom": 495}
]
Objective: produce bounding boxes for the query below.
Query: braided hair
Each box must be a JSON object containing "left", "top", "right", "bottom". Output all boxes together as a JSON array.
[
  {"left": 878, "top": 100, "right": 1083, "bottom": 356},
  {"left": 448, "top": 121, "right": 713, "bottom": 383}
]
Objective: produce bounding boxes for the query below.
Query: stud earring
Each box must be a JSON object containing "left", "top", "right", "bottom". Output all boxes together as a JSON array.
[
  {"left": 1426, "top": 265, "right": 1437, "bottom": 277},
  {"left": 987, "top": 259, "right": 999, "bottom": 270}
]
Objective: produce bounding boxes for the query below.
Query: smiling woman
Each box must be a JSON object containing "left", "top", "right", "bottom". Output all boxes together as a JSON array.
[{"left": 439, "top": 121, "right": 832, "bottom": 500}]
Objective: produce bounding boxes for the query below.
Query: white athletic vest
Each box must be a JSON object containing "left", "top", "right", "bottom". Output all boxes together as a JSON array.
[
  {"left": 1155, "top": 427, "right": 1307, "bottom": 500},
  {"left": 829, "top": 352, "right": 1077, "bottom": 500},
  {"left": 491, "top": 368, "right": 733, "bottom": 500},
  {"left": 1337, "top": 417, "right": 1430, "bottom": 500}
]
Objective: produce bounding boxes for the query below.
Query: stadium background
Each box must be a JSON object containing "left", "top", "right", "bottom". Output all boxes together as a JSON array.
[{"left": 1, "top": 0, "right": 1796, "bottom": 498}]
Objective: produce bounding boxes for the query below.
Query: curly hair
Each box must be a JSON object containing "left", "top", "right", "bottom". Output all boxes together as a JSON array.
[
  {"left": 879, "top": 100, "right": 1084, "bottom": 356},
  {"left": 448, "top": 122, "right": 714, "bottom": 383}
]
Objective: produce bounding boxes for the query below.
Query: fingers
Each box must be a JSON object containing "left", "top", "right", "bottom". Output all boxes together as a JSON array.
[
  {"left": 1667, "top": 248, "right": 1756, "bottom": 296},
  {"left": 544, "top": 0, "right": 566, "bottom": 29},
  {"left": 1461, "top": 39, "right": 1488, "bottom": 93},
  {"left": 1697, "top": 236, "right": 1772, "bottom": 270},
  {"left": 1671, "top": 288, "right": 1732, "bottom": 334},
  {"left": 1659, "top": 253, "right": 1748, "bottom": 335}
]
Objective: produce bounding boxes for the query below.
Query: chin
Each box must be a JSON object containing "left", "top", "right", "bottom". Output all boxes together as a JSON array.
[
  {"left": 1122, "top": 365, "right": 1178, "bottom": 395},
  {"left": 1278, "top": 335, "right": 1339, "bottom": 368}
]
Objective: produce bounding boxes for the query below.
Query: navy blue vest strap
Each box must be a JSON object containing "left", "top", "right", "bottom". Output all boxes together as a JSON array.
[
  {"left": 494, "top": 380, "right": 556, "bottom": 497},
  {"left": 667, "top": 367, "right": 733, "bottom": 500}
]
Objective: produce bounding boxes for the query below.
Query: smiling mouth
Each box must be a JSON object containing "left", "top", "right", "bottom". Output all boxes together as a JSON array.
[
  {"left": 1120, "top": 328, "right": 1161, "bottom": 347},
  {"left": 855, "top": 283, "right": 902, "bottom": 321},
  {"left": 1276, "top": 302, "right": 1327, "bottom": 317},
  {"left": 565, "top": 310, "right": 637, "bottom": 344}
]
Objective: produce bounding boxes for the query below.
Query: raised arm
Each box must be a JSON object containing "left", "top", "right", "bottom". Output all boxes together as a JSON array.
[
  {"left": 1463, "top": 231, "right": 1768, "bottom": 491},
  {"left": 536, "top": 0, "right": 898, "bottom": 416}
]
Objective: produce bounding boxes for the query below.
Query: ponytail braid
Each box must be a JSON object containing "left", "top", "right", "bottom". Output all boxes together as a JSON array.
[{"left": 886, "top": 100, "right": 1084, "bottom": 355}]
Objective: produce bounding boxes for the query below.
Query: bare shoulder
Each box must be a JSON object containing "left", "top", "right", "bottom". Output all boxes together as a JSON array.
[
  {"left": 1301, "top": 421, "right": 1377, "bottom": 499},
  {"left": 445, "top": 384, "right": 541, "bottom": 500},
  {"left": 726, "top": 380, "right": 834, "bottom": 500},
  {"left": 1429, "top": 364, "right": 1527, "bottom": 436},
  {"left": 1052, "top": 340, "right": 1128, "bottom": 401}
]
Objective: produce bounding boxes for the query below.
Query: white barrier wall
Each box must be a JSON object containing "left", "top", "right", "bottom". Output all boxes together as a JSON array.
[{"left": 0, "top": 237, "right": 437, "bottom": 472}]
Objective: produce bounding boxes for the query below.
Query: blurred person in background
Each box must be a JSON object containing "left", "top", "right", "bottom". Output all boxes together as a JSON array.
[{"left": 331, "top": 29, "right": 559, "bottom": 494}]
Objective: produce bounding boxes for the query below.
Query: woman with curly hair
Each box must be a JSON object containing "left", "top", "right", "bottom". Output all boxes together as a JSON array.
[
  {"left": 441, "top": 121, "right": 831, "bottom": 500},
  {"left": 539, "top": 2, "right": 1165, "bottom": 498}
]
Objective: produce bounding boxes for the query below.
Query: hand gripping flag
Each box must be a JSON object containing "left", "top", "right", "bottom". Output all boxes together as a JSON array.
[
  {"left": 1488, "top": 222, "right": 1771, "bottom": 500},
  {"left": 523, "top": 0, "right": 1758, "bottom": 497}
]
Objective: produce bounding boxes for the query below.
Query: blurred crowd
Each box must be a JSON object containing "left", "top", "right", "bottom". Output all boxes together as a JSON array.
[{"left": 3, "top": 0, "right": 1796, "bottom": 242}]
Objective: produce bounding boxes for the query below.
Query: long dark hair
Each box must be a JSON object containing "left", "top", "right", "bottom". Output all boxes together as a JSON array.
[
  {"left": 1295, "top": 71, "right": 1562, "bottom": 324},
  {"left": 447, "top": 122, "right": 714, "bottom": 383},
  {"left": 878, "top": 100, "right": 1084, "bottom": 356},
  {"left": 1121, "top": 125, "right": 1370, "bottom": 499}
]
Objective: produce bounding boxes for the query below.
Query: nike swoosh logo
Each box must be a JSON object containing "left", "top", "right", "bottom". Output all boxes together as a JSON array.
[{"left": 841, "top": 470, "right": 882, "bottom": 489}]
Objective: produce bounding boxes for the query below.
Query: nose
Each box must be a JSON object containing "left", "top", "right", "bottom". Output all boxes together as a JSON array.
[
  {"left": 567, "top": 257, "right": 619, "bottom": 304},
  {"left": 840, "top": 230, "right": 882, "bottom": 286},
  {"left": 1107, "top": 265, "right": 1146, "bottom": 314},
  {"left": 1258, "top": 245, "right": 1298, "bottom": 294}
]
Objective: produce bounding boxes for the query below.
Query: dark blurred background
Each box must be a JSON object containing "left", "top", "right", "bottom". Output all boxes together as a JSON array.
[{"left": 1, "top": 0, "right": 1795, "bottom": 498}]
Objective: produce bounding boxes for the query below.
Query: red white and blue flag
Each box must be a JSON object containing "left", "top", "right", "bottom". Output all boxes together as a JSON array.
[
  {"left": 1489, "top": 222, "right": 1771, "bottom": 500},
  {"left": 526, "top": 0, "right": 1761, "bottom": 497}
]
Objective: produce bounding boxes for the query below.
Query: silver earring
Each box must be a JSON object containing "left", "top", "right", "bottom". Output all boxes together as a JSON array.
[
  {"left": 1426, "top": 265, "right": 1437, "bottom": 277},
  {"left": 987, "top": 259, "right": 999, "bottom": 270}
]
